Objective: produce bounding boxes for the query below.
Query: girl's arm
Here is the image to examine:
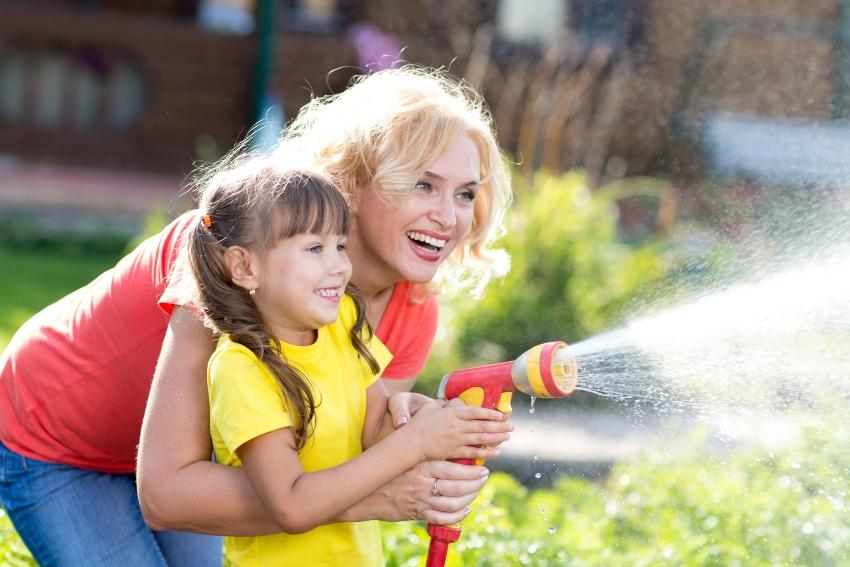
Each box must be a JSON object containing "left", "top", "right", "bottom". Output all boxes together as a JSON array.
[
  {"left": 238, "top": 399, "right": 511, "bottom": 534},
  {"left": 137, "top": 307, "right": 502, "bottom": 534},
  {"left": 360, "top": 378, "right": 391, "bottom": 450}
]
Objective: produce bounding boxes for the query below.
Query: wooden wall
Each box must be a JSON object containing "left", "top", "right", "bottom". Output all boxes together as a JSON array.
[{"left": 0, "top": 4, "right": 355, "bottom": 175}]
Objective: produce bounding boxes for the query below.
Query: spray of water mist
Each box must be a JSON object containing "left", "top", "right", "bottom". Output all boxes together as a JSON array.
[{"left": 560, "top": 191, "right": 850, "bottom": 436}]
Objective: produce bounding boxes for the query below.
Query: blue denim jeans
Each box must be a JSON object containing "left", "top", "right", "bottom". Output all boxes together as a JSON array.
[{"left": 0, "top": 441, "right": 222, "bottom": 566}]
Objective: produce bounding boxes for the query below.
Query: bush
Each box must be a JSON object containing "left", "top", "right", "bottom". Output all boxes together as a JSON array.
[{"left": 382, "top": 422, "right": 850, "bottom": 566}]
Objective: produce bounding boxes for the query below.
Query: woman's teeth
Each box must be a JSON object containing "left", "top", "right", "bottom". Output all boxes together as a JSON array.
[{"left": 406, "top": 231, "right": 447, "bottom": 251}]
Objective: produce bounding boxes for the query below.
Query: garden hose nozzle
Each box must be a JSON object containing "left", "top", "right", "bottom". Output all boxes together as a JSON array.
[{"left": 425, "top": 341, "right": 579, "bottom": 567}]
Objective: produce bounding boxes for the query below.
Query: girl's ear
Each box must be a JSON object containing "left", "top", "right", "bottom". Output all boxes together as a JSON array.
[{"left": 224, "top": 246, "right": 260, "bottom": 292}]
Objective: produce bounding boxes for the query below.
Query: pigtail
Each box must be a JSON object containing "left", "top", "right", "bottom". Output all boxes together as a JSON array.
[
  {"left": 188, "top": 164, "right": 322, "bottom": 450},
  {"left": 345, "top": 284, "right": 381, "bottom": 375}
]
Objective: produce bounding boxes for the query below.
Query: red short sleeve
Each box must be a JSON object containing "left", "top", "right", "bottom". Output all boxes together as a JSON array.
[{"left": 375, "top": 281, "right": 438, "bottom": 379}]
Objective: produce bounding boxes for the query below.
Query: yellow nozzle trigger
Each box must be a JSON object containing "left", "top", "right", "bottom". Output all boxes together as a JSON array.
[
  {"left": 458, "top": 387, "right": 484, "bottom": 408},
  {"left": 498, "top": 391, "right": 513, "bottom": 414},
  {"left": 456, "top": 387, "right": 508, "bottom": 466}
]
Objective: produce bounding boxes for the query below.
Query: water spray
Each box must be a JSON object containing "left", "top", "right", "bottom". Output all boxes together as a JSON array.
[{"left": 426, "top": 341, "right": 579, "bottom": 567}]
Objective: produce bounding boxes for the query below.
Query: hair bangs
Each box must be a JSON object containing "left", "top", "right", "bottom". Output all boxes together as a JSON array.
[{"left": 273, "top": 173, "right": 350, "bottom": 240}]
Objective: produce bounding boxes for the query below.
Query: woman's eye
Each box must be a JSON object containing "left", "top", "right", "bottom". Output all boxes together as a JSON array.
[
  {"left": 457, "top": 189, "right": 476, "bottom": 202},
  {"left": 414, "top": 181, "right": 433, "bottom": 192}
]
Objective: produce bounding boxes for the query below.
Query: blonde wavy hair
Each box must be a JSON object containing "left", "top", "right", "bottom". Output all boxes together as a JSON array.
[{"left": 273, "top": 65, "right": 512, "bottom": 296}]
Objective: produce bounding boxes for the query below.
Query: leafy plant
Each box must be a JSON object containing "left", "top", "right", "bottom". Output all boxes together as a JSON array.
[{"left": 383, "top": 422, "right": 850, "bottom": 566}]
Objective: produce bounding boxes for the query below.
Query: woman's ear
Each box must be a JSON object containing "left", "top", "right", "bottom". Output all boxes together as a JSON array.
[
  {"left": 224, "top": 246, "right": 260, "bottom": 292},
  {"left": 348, "top": 192, "right": 360, "bottom": 215}
]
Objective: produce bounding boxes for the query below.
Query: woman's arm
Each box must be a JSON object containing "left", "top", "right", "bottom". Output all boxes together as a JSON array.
[{"left": 136, "top": 307, "right": 281, "bottom": 534}]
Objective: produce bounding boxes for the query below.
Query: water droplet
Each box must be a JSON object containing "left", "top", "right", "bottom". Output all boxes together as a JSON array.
[
  {"left": 535, "top": 472, "right": 542, "bottom": 479},
  {"left": 802, "top": 522, "right": 815, "bottom": 534},
  {"left": 548, "top": 526, "right": 557, "bottom": 534},
  {"left": 529, "top": 396, "right": 537, "bottom": 414}
]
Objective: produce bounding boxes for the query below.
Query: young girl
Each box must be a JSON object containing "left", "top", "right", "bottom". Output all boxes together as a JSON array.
[{"left": 187, "top": 158, "right": 509, "bottom": 566}]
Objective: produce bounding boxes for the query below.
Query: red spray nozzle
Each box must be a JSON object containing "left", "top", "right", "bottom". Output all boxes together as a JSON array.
[
  {"left": 425, "top": 341, "right": 578, "bottom": 567},
  {"left": 437, "top": 340, "right": 578, "bottom": 409}
]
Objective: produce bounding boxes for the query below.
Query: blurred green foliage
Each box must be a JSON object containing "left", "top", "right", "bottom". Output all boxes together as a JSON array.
[
  {"left": 0, "top": 214, "right": 134, "bottom": 257},
  {"left": 0, "top": 512, "right": 35, "bottom": 567},
  {"left": 382, "top": 422, "right": 850, "bottom": 566}
]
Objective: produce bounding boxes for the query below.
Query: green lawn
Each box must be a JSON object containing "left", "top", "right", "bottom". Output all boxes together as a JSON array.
[{"left": 0, "top": 247, "right": 121, "bottom": 351}]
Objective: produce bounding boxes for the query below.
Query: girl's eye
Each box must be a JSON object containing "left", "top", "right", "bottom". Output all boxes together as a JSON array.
[
  {"left": 337, "top": 243, "right": 347, "bottom": 252},
  {"left": 414, "top": 181, "right": 433, "bottom": 192},
  {"left": 308, "top": 245, "right": 323, "bottom": 254}
]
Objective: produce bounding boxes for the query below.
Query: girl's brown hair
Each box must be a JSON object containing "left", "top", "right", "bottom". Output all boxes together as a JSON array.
[{"left": 188, "top": 155, "right": 379, "bottom": 450}]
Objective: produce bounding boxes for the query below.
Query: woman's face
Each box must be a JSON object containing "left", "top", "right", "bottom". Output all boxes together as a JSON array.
[{"left": 350, "top": 133, "right": 481, "bottom": 288}]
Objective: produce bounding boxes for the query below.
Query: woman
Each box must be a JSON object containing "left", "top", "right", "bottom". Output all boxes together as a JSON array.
[{"left": 0, "top": 66, "right": 512, "bottom": 565}]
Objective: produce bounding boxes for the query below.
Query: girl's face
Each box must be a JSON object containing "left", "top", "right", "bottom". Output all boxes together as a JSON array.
[
  {"left": 252, "top": 231, "right": 352, "bottom": 345},
  {"left": 350, "top": 133, "right": 480, "bottom": 288}
]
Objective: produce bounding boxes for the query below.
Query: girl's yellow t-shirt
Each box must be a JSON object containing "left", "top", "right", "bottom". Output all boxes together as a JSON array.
[{"left": 208, "top": 295, "right": 392, "bottom": 567}]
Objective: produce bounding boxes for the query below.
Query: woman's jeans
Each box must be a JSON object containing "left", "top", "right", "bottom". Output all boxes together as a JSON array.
[{"left": 0, "top": 441, "right": 222, "bottom": 566}]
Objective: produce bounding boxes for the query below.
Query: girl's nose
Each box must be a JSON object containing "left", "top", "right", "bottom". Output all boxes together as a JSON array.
[{"left": 329, "top": 251, "right": 352, "bottom": 276}]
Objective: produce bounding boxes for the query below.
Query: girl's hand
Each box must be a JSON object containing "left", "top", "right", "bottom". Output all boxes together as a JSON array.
[
  {"left": 406, "top": 398, "right": 514, "bottom": 462},
  {"left": 387, "top": 392, "right": 433, "bottom": 427}
]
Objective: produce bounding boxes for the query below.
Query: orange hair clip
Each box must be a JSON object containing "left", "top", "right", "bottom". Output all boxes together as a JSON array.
[{"left": 200, "top": 214, "right": 212, "bottom": 230}]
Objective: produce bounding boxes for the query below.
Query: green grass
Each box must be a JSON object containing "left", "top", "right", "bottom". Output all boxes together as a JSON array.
[{"left": 0, "top": 247, "right": 121, "bottom": 351}]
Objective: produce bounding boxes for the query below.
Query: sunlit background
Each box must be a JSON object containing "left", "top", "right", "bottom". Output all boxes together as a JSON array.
[{"left": 2, "top": 1, "right": 850, "bottom": 565}]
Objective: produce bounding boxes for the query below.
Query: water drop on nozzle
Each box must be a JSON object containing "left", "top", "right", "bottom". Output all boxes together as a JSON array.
[{"left": 529, "top": 396, "right": 537, "bottom": 414}]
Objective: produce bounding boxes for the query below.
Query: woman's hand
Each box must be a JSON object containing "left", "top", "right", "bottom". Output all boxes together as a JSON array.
[{"left": 363, "top": 460, "right": 491, "bottom": 525}]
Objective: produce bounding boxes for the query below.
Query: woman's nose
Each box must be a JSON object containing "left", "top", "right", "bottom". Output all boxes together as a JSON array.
[{"left": 428, "top": 191, "right": 457, "bottom": 228}]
